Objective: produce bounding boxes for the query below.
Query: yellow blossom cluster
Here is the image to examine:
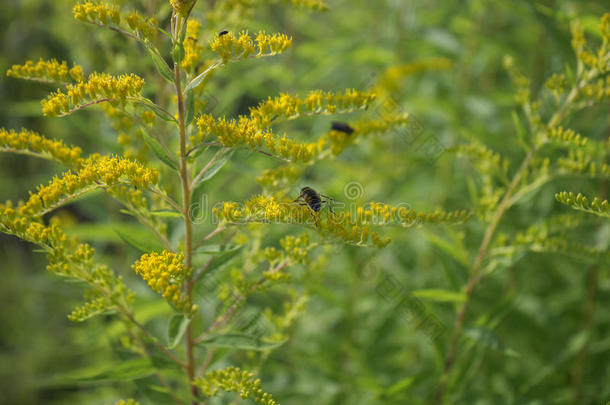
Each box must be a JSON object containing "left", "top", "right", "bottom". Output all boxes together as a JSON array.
[
  {"left": 125, "top": 12, "right": 158, "bottom": 42},
  {"left": 249, "top": 89, "right": 376, "bottom": 129},
  {"left": 74, "top": 2, "right": 157, "bottom": 42},
  {"left": 132, "top": 251, "right": 196, "bottom": 314},
  {"left": 326, "top": 113, "right": 410, "bottom": 155},
  {"left": 196, "top": 114, "right": 324, "bottom": 162},
  {"left": 182, "top": 20, "right": 203, "bottom": 73},
  {"left": 68, "top": 297, "right": 108, "bottom": 321},
  {"left": 556, "top": 191, "right": 610, "bottom": 219},
  {"left": 546, "top": 126, "right": 588, "bottom": 147},
  {"left": 353, "top": 202, "right": 471, "bottom": 227},
  {"left": 195, "top": 366, "right": 278, "bottom": 405},
  {"left": 215, "top": 195, "right": 470, "bottom": 248},
  {"left": 7, "top": 59, "right": 84, "bottom": 84},
  {"left": 557, "top": 149, "right": 610, "bottom": 177},
  {"left": 210, "top": 31, "right": 292, "bottom": 63},
  {"left": 214, "top": 194, "right": 313, "bottom": 225},
  {"left": 19, "top": 155, "right": 159, "bottom": 216},
  {"left": 42, "top": 72, "right": 145, "bottom": 117},
  {"left": 73, "top": 2, "right": 120, "bottom": 25},
  {"left": 279, "top": 233, "right": 310, "bottom": 263},
  {"left": 0, "top": 128, "right": 83, "bottom": 167}
]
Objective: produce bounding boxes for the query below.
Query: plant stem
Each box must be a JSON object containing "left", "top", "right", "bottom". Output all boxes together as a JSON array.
[
  {"left": 435, "top": 146, "right": 537, "bottom": 404},
  {"left": 174, "top": 39, "right": 197, "bottom": 404}
]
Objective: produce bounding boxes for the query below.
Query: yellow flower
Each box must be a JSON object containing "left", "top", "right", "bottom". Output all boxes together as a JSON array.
[
  {"left": 195, "top": 366, "right": 278, "bottom": 405},
  {"left": 42, "top": 72, "right": 144, "bottom": 117},
  {"left": 7, "top": 59, "right": 84, "bottom": 84},
  {"left": 132, "top": 251, "right": 196, "bottom": 314},
  {"left": 249, "top": 89, "right": 376, "bottom": 129},
  {"left": 0, "top": 128, "right": 83, "bottom": 167},
  {"left": 195, "top": 114, "right": 323, "bottom": 162},
  {"left": 210, "top": 31, "right": 292, "bottom": 63},
  {"left": 73, "top": 2, "right": 121, "bottom": 25},
  {"left": 182, "top": 20, "right": 203, "bottom": 73},
  {"left": 19, "top": 155, "right": 158, "bottom": 216},
  {"left": 170, "top": 0, "right": 196, "bottom": 15}
]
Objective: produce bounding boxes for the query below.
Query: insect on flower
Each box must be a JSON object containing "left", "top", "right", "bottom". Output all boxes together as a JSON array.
[
  {"left": 331, "top": 121, "right": 355, "bottom": 135},
  {"left": 218, "top": 30, "right": 229, "bottom": 36},
  {"left": 294, "top": 186, "right": 335, "bottom": 217}
]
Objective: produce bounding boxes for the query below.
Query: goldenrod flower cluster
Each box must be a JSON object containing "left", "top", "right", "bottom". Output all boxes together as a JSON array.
[
  {"left": 74, "top": 2, "right": 157, "bottom": 42},
  {"left": 196, "top": 114, "right": 324, "bottom": 162},
  {"left": 68, "top": 297, "right": 108, "bottom": 321},
  {"left": 182, "top": 20, "right": 203, "bottom": 73},
  {"left": 546, "top": 126, "right": 588, "bottom": 147},
  {"left": 250, "top": 89, "right": 376, "bottom": 128},
  {"left": 557, "top": 149, "right": 610, "bottom": 177},
  {"left": 42, "top": 72, "right": 145, "bottom": 117},
  {"left": 317, "top": 212, "right": 389, "bottom": 247},
  {"left": 448, "top": 142, "right": 507, "bottom": 176},
  {"left": 210, "top": 31, "right": 292, "bottom": 63},
  {"left": 125, "top": 12, "right": 158, "bottom": 42},
  {"left": 73, "top": 2, "right": 120, "bottom": 25},
  {"left": 279, "top": 233, "right": 310, "bottom": 264},
  {"left": 0, "top": 128, "right": 83, "bottom": 167},
  {"left": 580, "top": 76, "right": 610, "bottom": 101},
  {"left": 195, "top": 366, "right": 278, "bottom": 405},
  {"left": 353, "top": 202, "right": 471, "bottom": 227},
  {"left": 20, "top": 155, "right": 159, "bottom": 216},
  {"left": 7, "top": 59, "right": 84, "bottom": 84},
  {"left": 326, "top": 113, "right": 410, "bottom": 155},
  {"left": 132, "top": 251, "right": 196, "bottom": 314},
  {"left": 214, "top": 195, "right": 310, "bottom": 224},
  {"left": 556, "top": 191, "right": 610, "bottom": 219}
]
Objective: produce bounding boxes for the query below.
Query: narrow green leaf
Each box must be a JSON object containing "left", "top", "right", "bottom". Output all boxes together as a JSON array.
[
  {"left": 194, "top": 244, "right": 240, "bottom": 254},
  {"left": 193, "top": 150, "right": 234, "bottom": 190},
  {"left": 116, "top": 228, "right": 164, "bottom": 253},
  {"left": 186, "top": 89, "right": 195, "bottom": 126},
  {"left": 168, "top": 314, "right": 190, "bottom": 349},
  {"left": 197, "top": 332, "right": 286, "bottom": 351},
  {"left": 411, "top": 289, "right": 466, "bottom": 303},
  {"left": 146, "top": 45, "right": 174, "bottom": 83},
  {"left": 463, "top": 326, "right": 520, "bottom": 357},
  {"left": 149, "top": 209, "right": 183, "bottom": 218},
  {"left": 137, "top": 99, "right": 177, "bottom": 123},
  {"left": 184, "top": 61, "right": 221, "bottom": 93},
  {"left": 140, "top": 128, "right": 179, "bottom": 171}
]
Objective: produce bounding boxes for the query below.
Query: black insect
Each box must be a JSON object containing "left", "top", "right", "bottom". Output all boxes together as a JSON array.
[
  {"left": 218, "top": 30, "right": 229, "bottom": 36},
  {"left": 331, "top": 121, "right": 355, "bottom": 135},
  {"left": 294, "top": 187, "right": 334, "bottom": 214}
]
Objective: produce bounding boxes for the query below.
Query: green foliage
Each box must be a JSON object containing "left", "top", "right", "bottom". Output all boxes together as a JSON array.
[{"left": 1, "top": 1, "right": 610, "bottom": 405}]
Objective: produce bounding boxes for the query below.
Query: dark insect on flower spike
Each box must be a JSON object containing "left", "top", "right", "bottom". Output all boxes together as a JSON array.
[
  {"left": 218, "top": 30, "right": 229, "bottom": 36},
  {"left": 331, "top": 121, "right": 355, "bottom": 135}
]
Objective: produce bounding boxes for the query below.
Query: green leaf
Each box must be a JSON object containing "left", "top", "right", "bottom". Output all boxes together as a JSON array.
[
  {"left": 137, "top": 98, "right": 177, "bottom": 123},
  {"left": 146, "top": 44, "right": 174, "bottom": 84},
  {"left": 167, "top": 314, "right": 190, "bottom": 349},
  {"left": 140, "top": 128, "right": 179, "bottom": 171},
  {"left": 194, "top": 244, "right": 240, "bottom": 254},
  {"left": 197, "top": 332, "right": 286, "bottom": 351},
  {"left": 192, "top": 149, "right": 234, "bottom": 191},
  {"left": 149, "top": 209, "right": 183, "bottom": 218},
  {"left": 463, "top": 326, "right": 520, "bottom": 357},
  {"left": 186, "top": 89, "right": 195, "bottom": 126},
  {"left": 411, "top": 289, "right": 466, "bottom": 303},
  {"left": 62, "top": 358, "right": 156, "bottom": 383},
  {"left": 116, "top": 228, "right": 165, "bottom": 253},
  {"left": 184, "top": 61, "right": 221, "bottom": 93},
  {"left": 193, "top": 245, "right": 243, "bottom": 279}
]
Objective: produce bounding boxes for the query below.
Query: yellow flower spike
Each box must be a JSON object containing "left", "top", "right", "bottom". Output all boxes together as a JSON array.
[
  {"left": 7, "top": 59, "right": 86, "bottom": 85},
  {"left": 132, "top": 250, "right": 196, "bottom": 314},
  {"left": 182, "top": 20, "right": 203, "bottom": 73},
  {"left": 0, "top": 128, "right": 83, "bottom": 167},
  {"left": 20, "top": 155, "right": 158, "bottom": 216},
  {"left": 41, "top": 72, "right": 144, "bottom": 117},
  {"left": 170, "top": 0, "right": 196, "bottom": 15}
]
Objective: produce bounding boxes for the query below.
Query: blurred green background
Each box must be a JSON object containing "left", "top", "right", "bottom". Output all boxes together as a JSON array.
[{"left": 1, "top": 0, "right": 609, "bottom": 404}]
